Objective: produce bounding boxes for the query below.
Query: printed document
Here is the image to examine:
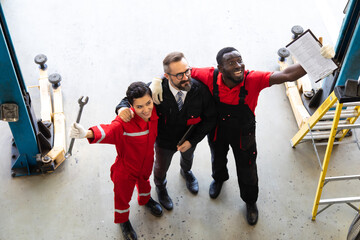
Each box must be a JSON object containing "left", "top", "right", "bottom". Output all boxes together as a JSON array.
[{"left": 286, "top": 30, "right": 338, "bottom": 82}]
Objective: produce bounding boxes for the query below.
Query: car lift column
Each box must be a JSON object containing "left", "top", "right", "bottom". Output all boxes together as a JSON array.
[{"left": 0, "top": 5, "right": 40, "bottom": 176}]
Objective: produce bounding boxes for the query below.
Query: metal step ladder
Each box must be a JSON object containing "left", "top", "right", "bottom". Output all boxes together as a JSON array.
[{"left": 291, "top": 86, "right": 360, "bottom": 220}]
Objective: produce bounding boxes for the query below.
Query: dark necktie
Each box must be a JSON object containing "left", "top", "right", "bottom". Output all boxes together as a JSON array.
[{"left": 176, "top": 91, "right": 184, "bottom": 110}]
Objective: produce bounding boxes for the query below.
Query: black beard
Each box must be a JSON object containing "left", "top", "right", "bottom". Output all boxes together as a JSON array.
[
  {"left": 171, "top": 79, "right": 192, "bottom": 91},
  {"left": 223, "top": 71, "right": 243, "bottom": 84}
]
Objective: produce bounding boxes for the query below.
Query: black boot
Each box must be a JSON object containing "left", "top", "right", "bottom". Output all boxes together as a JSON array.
[
  {"left": 156, "top": 187, "right": 173, "bottom": 210},
  {"left": 209, "top": 180, "right": 223, "bottom": 199},
  {"left": 246, "top": 203, "right": 258, "bottom": 225},
  {"left": 145, "top": 197, "right": 163, "bottom": 217},
  {"left": 120, "top": 220, "right": 137, "bottom": 240},
  {"left": 180, "top": 169, "right": 199, "bottom": 194}
]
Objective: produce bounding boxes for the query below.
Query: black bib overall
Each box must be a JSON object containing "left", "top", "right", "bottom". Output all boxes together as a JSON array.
[{"left": 207, "top": 69, "right": 259, "bottom": 204}]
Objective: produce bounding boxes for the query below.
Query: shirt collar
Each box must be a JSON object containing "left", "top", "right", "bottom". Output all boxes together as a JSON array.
[
  {"left": 168, "top": 79, "right": 187, "bottom": 100},
  {"left": 130, "top": 107, "right": 158, "bottom": 128}
]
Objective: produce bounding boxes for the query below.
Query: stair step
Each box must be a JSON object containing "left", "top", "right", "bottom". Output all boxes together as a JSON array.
[
  {"left": 315, "top": 139, "right": 360, "bottom": 146},
  {"left": 334, "top": 102, "right": 360, "bottom": 107},
  {"left": 312, "top": 120, "right": 348, "bottom": 130},
  {"left": 325, "top": 175, "right": 360, "bottom": 182},
  {"left": 303, "top": 131, "right": 343, "bottom": 140},
  {"left": 319, "top": 196, "right": 360, "bottom": 205},
  {"left": 322, "top": 109, "right": 358, "bottom": 120},
  {"left": 337, "top": 123, "right": 360, "bottom": 130}
]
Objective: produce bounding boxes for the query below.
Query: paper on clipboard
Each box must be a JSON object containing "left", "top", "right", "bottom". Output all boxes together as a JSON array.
[{"left": 286, "top": 29, "right": 338, "bottom": 83}]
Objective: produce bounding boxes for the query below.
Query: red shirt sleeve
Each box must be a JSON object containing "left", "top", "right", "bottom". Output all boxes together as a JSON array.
[
  {"left": 191, "top": 67, "right": 216, "bottom": 93},
  {"left": 253, "top": 71, "right": 271, "bottom": 92},
  {"left": 244, "top": 71, "right": 272, "bottom": 114},
  {"left": 88, "top": 116, "right": 123, "bottom": 145}
]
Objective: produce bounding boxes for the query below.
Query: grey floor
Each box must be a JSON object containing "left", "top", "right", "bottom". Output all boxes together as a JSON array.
[{"left": 0, "top": 0, "right": 359, "bottom": 239}]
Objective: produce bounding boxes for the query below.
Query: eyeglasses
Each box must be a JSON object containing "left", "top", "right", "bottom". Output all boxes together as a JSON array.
[{"left": 167, "top": 68, "right": 192, "bottom": 80}]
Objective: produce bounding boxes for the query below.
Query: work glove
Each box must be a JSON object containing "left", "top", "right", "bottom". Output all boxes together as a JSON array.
[
  {"left": 320, "top": 44, "right": 335, "bottom": 59},
  {"left": 69, "top": 122, "right": 87, "bottom": 139},
  {"left": 149, "top": 77, "right": 163, "bottom": 105}
]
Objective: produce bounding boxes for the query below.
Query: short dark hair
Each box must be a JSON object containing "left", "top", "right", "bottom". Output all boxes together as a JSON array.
[
  {"left": 126, "top": 82, "right": 152, "bottom": 105},
  {"left": 216, "top": 47, "right": 239, "bottom": 65},
  {"left": 163, "top": 52, "right": 185, "bottom": 73}
]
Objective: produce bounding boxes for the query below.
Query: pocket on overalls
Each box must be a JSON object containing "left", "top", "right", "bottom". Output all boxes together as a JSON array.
[
  {"left": 238, "top": 144, "right": 258, "bottom": 185},
  {"left": 240, "top": 124, "right": 256, "bottom": 151}
]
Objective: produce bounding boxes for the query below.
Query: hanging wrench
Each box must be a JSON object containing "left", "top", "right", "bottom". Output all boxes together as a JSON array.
[{"left": 66, "top": 96, "right": 89, "bottom": 158}]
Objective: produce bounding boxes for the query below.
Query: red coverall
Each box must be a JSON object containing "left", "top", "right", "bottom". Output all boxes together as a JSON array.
[{"left": 88, "top": 107, "right": 158, "bottom": 223}]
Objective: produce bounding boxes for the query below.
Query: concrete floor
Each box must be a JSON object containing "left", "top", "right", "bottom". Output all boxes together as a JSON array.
[{"left": 0, "top": 0, "right": 358, "bottom": 239}]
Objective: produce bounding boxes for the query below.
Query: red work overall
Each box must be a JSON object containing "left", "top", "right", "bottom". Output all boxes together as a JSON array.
[{"left": 88, "top": 108, "right": 158, "bottom": 223}]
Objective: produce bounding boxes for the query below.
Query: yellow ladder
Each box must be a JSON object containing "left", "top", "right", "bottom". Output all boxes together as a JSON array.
[{"left": 291, "top": 86, "right": 360, "bottom": 220}]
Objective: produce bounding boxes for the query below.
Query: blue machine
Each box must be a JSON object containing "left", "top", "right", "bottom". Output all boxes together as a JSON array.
[
  {"left": 0, "top": 4, "right": 54, "bottom": 176},
  {"left": 295, "top": 0, "right": 360, "bottom": 113},
  {"left": 334, "top": 0, "right": 360, "bottom": 87},
  {"left": 321, "top": 0, "right": 360, "bottom": 95}
]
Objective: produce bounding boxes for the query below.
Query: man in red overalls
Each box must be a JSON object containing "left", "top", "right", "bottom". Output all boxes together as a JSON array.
[{"left": 70, "top": 82, "right": 162, "bottom": 240}]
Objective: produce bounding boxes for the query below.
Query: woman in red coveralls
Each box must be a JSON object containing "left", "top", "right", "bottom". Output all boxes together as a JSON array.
[{"left": 69, "top": 82, "right": 162, "bottom": 240}]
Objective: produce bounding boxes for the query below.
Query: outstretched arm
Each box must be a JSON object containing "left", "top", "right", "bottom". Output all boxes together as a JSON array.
[
  {"left": 70, "top": 120, "right": 122, "bottom": 145},
  {"left": 269, "top": 44, "right": 335, "bottom": 87},
  {"left": 269, "top": 63, "right": 306, "bottom": 86},
  {"left": 69, "top": 122, "right": 94, "bottom": 139}
]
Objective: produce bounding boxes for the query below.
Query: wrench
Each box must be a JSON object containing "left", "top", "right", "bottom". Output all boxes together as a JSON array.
[{"left": 66, "top": 96, "right": 89, "bottom": 158}]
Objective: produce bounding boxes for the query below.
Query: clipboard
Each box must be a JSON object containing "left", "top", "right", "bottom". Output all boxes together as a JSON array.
[
  {"left": 285, "top": 29, "right": 338, "bottom": 83},
  {"left": 177, "top": 125, "right": 195, "bottom": 146}
]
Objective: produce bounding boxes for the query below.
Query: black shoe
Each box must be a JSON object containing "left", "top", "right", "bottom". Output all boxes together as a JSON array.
[
  {"left": 246, "top": 203, "right": 258, "bottom": 225},
  {"left": 209, "top": 180, "right": 223, "bottom": 199},
  {"left": 180, "top": 169, "right": 199, "bottom": 194},
  {"left": 145, "top": 197, "right": 163, "bottom": 217},
  {"left": 156, "top": 187, "right": 173, "bottom": 210},
  {"left": 120, "top": 220, "right": 137, "bottom": 240}
]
